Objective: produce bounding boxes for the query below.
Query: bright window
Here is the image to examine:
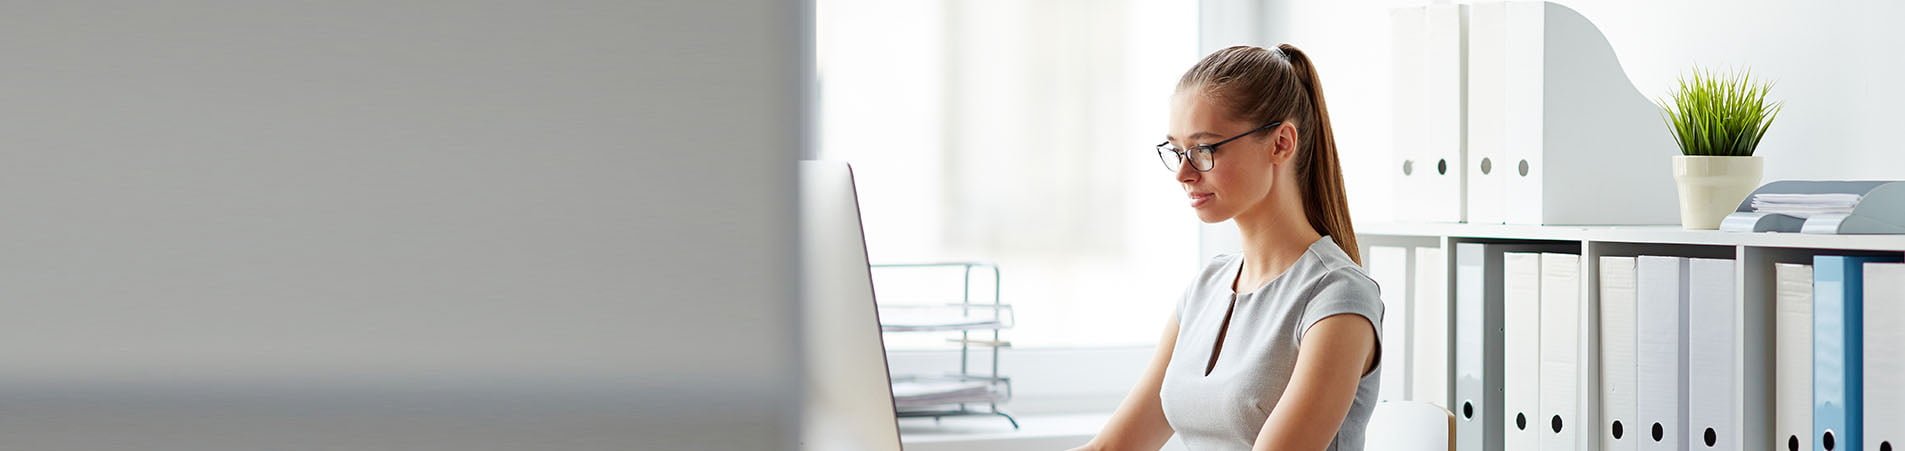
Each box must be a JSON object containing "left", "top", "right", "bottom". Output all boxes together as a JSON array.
[{"left": 817, "top": 0, "right": 1202, "bottom": 347}]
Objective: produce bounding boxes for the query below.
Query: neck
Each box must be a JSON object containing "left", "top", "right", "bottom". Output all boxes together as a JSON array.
[{"left": 1229, "top": 192, "right": 1323, "bottom": 293}]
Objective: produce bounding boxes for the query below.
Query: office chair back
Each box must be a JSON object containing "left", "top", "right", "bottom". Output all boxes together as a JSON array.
[{"left": 1365, "top": 401, "right": 1455, "bottom": 451}]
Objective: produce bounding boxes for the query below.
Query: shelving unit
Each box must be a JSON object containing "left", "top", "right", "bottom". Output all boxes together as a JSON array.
[
  {"left": 1354, "top": 221, "right": 1905, "bottom": 450},
  {"left": 871, "top": 262, "right": 1019, "bottom": 429}
]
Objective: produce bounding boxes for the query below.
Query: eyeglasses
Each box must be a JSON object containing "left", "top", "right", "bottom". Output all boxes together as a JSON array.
[{"left": 1155, "top": 121, "right": 1282, "bottom": 173}]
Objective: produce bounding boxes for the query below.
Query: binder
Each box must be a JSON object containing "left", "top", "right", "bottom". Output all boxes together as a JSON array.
[
  {"left": 1390, "top": 4, "right": 1466, "bottom": 222},
  {"left": 1864, "top": 263, "right": 1905, "bottom": 451},
  {"left": 1816, "top": 255, "right": 1901, "bottom": 451},
  {"left": 1390, "top": 5, "right": 1428, "bottom": 220},
  {"left": 1504, "top": 252, "right": 1543, "bottom": 451},
  {"left": 1423, "top": 3, "right": 1465, "bottom": 222},
  {"left": 1636, "top": 256, "right": 1690, "bottom": 451},
  {"left": 1455, "top": 243, "right": 1504, "bottom": 451},
  {"left": 1540, "top": 252, "right": 1594, "bottom": 451},
  {"left": 1464, "top": 0, "right": 1507, "bottom": 224},
  {"left": 1775, "top": 263, "right": 1814, "bottom": 451},
  {"left": 1455, "top": 243, "right": 1564, "bottom": 451},
  {"left": 1370, "top": 246, "right": 1415, "bottom": 402},
  {"left": 1686, "top": 257, "right": 1736, "bottom": 450},
  {"left": 1414, "top": 246, "right": 1451, "bottom": 408},
  {"left": 1602, "top": 256, "right": 1640, "bottom": 451},
  {"left": 1494, "top": 1, "right": 1678, "bottom": 225}
]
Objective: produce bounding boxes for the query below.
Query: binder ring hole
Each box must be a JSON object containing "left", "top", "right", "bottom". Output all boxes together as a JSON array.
[
  {"left": 1652, "top": 423, "right": 1664, "bottom": 442},
  {"left": 1551, "top": 415, "right": 1563, "bottom": 433},
  {"left": 1480, "top": 157, "right": 1493, "bottom": 175},
  {"left": 1879, "top": 441, "right": 1891, "bottom": 451},
  {"left": 1402, "top": 160, "right": 1414, "bottom": 176},
  {"left": 1790, "top": 435, "right": 1800, "bottom": 451},
  {"left": 1611, "top": 420, "right": 1623, "bottom": 439},
  {"left": 1824, "top": 431, "right": 1836, "bottom": 451},
  {"left": 1436, "top": 159, "right": 1448, "bottom": 175},
  {"left": 1516, "top": 413, "right": 1527, "bottom": 430},
  {"left": 1461, "top": 401, "right": 1474, "bottom": 419},
  {"left": 1704, "top": 428, "right": 1717, "bottom": 447},
  {"left": 1518, "top": 159, "right": 1530, "bottom": 177}
]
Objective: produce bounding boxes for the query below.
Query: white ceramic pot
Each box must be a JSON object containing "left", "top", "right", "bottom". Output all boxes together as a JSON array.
[{"left": 1672, "top": 155, "right": 1763, "bottom": 230}]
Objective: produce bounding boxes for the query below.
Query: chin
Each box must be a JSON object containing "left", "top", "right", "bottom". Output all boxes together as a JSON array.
[{"left": 1193, "top": 207, "right": 1231, "bottom": 224}]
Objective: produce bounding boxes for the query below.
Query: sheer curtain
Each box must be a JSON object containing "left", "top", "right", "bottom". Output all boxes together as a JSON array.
[{"left": 818, "top": 0, "right": 1199, "bottom": 347}]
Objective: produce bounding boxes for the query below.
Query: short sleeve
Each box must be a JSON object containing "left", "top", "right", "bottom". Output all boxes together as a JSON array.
[{"left": 1296, "top": 268, "right": 1385, "bottom": 374}]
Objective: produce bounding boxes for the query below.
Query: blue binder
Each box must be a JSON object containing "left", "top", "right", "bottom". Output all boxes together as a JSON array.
[{"left": 1815, "top": 255, "right": 1901, "bottom": 451}]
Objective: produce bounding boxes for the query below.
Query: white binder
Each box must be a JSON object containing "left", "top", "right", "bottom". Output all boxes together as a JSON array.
[
  {"left": 1774, "top": 263, "right": 1813, "bottom": 451},
  {"left": 1636, "top": 256, "right": 1690, "bottom": 451},
  {"left": 1494, "top": 1, "right": 1678, "bottom": 225},
  {"left": 1685, "top": 258, "right": 1737, "bottom": 450},
  {"left": 1390, "top": 4, "right": 1466, "bottom": 222},
  {"left": 1414, "top": 246, "right": 1450, "bottom": 408},
  {"left": 1540, "top": 252, "right": 1594, "bottom": 451},
  {"left": 1865, "top": 263, "right": 1905, "bottom": 451},
  {"left": 1390, "top": 5, "right": 1426, "bottom": 223},
  {"left": 1457, "top": 243, "right": 1566, "bottom": 451},
  {"left": 1370, "top": 246, "right": 1414, "bottom": 402},
  {"left": 1601, "top": 256, "right": 1640, "bottom": 451},
  {"left": 1464, "top": 0, "right": 1508, "bottom": 224},
  {"left": 1504, "top": 252, "right": 1543, "bottom": 451}
]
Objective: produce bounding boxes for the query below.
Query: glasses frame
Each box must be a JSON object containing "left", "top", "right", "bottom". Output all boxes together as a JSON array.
[{"left": 1155, "top": 121, "right": 1283, "bottom": 173}]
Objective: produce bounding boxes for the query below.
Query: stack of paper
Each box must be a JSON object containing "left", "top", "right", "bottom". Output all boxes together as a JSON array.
[
  {"left": 1750, "top": 193, "right": 1862, "bottom": 218},
  {"left": 891, "top": 380, "right": 997, "bottom": 409},
  {"left": 877, "top": 304, "right": 1011, "bottom": 332}
]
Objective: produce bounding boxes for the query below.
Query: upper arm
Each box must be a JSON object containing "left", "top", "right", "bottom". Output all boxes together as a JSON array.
[{"left": 1251, "top": 311, "right": 1379, "bottom": 451}]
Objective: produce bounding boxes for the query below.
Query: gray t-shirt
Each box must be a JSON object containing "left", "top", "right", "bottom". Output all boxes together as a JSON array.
[{"left": 1159, "top": 235, "right": 1384, "bottom": 451}]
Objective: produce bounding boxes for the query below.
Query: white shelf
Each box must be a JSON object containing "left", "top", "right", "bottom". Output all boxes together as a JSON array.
[
  {"left": 1355, "top": 221, "right": 1905, "bottom": 251},
  {"left": 1354, "top": 221, "right": 1905, "bottom": 450}
]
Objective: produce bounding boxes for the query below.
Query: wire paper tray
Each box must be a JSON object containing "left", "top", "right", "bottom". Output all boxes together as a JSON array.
[{"left": 877, "top": 303, "right": 1014, "bottom": 332}]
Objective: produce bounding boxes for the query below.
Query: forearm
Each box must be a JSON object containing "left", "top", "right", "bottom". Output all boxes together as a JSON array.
[
  {"left": 1249, "top": 402, "right": 1348, "bottom": 451},
  {"left": 1078, "top": 380, "right": 1174, "bottom": 450}
]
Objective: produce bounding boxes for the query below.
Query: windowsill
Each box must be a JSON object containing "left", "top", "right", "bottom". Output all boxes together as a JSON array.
[
  {"left": 898, "top": 412, "right": 1107, "bottom": 451},
  {"left": 899, "top": 412, "right": 1188, "bottom": 451}
]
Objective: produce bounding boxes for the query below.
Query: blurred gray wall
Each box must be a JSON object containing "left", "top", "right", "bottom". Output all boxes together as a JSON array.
[{"left": 0, "top": 1, "right": 804, "bottom": 450}]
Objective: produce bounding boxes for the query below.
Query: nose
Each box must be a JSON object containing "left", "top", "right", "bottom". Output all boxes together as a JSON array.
[{"left": 1176, "top": 158, "right": 1199, "bottom": 183}]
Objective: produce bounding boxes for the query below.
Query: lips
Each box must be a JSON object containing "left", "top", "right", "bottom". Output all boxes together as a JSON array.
[{"left": 1189, "top": 192, "right": 1214, "bottom": 208}]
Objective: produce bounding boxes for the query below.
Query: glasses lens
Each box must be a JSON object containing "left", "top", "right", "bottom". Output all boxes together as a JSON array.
[
  {"left": 1189, "top": 147, "right": 1214, "bottom": 172},
  {"left": 1157, "top": 146, "right": 1182, "bottom": 172}
]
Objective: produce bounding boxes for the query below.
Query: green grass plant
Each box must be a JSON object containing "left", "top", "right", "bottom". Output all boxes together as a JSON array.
[{"left": 1658, "top": 67, "right": 1782, "bottom": 156}]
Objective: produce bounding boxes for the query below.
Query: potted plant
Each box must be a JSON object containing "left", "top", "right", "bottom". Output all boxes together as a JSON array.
[{"left": 1658, "top": 67, "right": 1783, "bottom": 230}]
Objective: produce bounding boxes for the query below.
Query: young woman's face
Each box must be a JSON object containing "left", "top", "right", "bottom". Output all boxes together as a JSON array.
[{"left": 1166, "top": 91, "right": 1280, "bottom": 224}]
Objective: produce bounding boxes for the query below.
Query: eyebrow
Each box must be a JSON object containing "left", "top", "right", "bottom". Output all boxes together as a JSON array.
[{"left": 1163, "top": 131, "right": 1224, "bottom": 142}]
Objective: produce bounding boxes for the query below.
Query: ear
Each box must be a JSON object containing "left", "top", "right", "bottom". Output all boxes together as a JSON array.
[{"left": 1268, "top": 122, "right": 1300, "bottom": 165}]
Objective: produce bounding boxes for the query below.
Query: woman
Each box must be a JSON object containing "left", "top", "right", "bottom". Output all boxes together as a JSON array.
[{"left": 1073, "top": 44, "right": 1384, "bottom": 451}]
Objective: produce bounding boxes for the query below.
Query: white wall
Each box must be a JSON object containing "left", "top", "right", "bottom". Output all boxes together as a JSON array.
[
  {"left": 1199, "top": 0, "right": 1905, "bottom": 257},
  {"left": 0, "top": 1, "right": 804, "bottom": 450}
]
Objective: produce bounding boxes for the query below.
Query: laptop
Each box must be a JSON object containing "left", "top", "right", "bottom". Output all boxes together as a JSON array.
[{"left": 798, "top": 160, "right": 905, "bottom": 451}]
